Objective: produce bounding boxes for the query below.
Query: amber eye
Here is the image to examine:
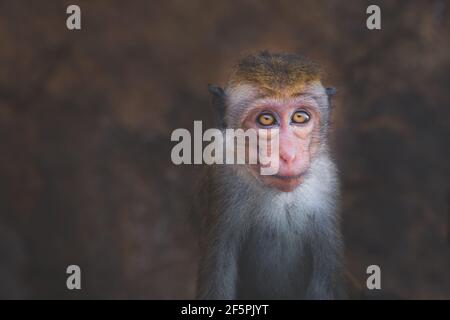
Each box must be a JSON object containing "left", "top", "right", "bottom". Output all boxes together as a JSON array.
[
  {"left": 291, "top": 110, "right": 310, "bottom": 124},
  {"left": 257, "top": 113, "right": 276, "bottom": 126}
]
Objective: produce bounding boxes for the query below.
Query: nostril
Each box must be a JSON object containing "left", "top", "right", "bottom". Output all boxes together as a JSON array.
[{"left": 280, "top": 150, "right": 296, "bottom": 163}]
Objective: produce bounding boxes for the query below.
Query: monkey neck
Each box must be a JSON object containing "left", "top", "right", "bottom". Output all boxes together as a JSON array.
[{"left": 216, "top": 149, "right": 339, "bottom": 229}]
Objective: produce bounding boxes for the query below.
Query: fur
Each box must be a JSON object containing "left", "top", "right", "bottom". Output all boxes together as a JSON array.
[{"left": 196, "top": 146, "right": 345, "bottom": 299}]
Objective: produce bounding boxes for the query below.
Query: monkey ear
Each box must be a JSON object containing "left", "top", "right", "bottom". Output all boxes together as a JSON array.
[
  {"left": 208, "top": 84, "right": 224, "bottom": 97},
  {"left": 325, "top": 87, "right": 337, "bottom": 96},
  {"left": 208, "top": 84, "right": 227, "bottom": 128}
]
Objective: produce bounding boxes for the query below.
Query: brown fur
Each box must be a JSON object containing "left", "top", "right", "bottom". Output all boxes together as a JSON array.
[{"left": 228, "top": 51, "right": 322, "bottom": 96}]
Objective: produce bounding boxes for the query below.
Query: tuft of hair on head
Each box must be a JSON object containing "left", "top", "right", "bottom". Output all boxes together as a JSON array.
[{"left": 228, "top": 51, "right": 323, "bottom": 94}]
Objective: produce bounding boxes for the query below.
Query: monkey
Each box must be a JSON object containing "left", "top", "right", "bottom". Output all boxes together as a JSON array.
[{"left": 195, "top": 51, "right": 345, "bottom": 300}]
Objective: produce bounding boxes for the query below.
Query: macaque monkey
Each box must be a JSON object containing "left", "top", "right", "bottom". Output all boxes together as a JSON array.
[{"left": 195, "top": 52, "right": 345, "bottom": 299}]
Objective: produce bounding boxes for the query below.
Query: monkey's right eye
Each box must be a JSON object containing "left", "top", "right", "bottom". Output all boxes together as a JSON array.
[{"left": 257, "top": 113, "right": 276, "bottom": 126}]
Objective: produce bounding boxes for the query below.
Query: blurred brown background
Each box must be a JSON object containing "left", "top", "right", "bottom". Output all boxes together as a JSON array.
[{"left": 0, "top": 0, "right": 449, "bottom": 299}]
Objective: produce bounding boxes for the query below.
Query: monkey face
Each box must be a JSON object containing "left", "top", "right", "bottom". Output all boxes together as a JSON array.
[{"left": 240, "top": 96, "right": 321, "bottom": 192}]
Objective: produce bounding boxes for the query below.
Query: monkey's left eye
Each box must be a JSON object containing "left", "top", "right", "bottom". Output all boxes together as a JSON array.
[{"left": 291, "top": 110, "right": 310, "bottom": 124}]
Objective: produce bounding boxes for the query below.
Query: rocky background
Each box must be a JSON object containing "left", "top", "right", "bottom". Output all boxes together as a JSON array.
[{"left": 0, "top": 0, "right": 449, "bottom": 299}]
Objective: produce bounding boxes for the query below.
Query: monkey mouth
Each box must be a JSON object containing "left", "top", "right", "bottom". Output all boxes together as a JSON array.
[
  {"left": 271, "top": 173, "right": 305, "bottom": 181},
  {"left": 262, "top": 173, "right": 305, "bottom": 192},
  {"left": 248, "top": 166, "right": 307, "bottom": 191}
]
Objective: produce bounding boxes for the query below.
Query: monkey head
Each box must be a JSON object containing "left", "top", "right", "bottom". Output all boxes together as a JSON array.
[{"left": 209, "top": 52, "right": 335, "bottom": 193}]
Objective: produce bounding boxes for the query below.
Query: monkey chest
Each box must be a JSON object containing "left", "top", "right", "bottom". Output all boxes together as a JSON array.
[{"left": 236, "top": 227, "right": 312, "bottom": 299}]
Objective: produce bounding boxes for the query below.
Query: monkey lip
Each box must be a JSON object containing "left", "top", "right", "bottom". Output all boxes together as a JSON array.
[
  {"left": 249, "top": 165, "right": 307, "bottom": 191},
  {"left": 263, "top": 172, "right": 306, "bottom": 192},
  {"left": 271, "top": 173, "right": 305, "bottom": 181}
]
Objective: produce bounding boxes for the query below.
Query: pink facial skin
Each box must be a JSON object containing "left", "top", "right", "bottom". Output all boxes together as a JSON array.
[{"left": 241, "top": 97, "right": 321, "bottom": 192}]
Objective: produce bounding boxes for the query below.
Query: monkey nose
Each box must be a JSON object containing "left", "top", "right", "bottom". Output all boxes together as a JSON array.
[{"left": 279, "top": 146, "right": 296, "bottom": 164}]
